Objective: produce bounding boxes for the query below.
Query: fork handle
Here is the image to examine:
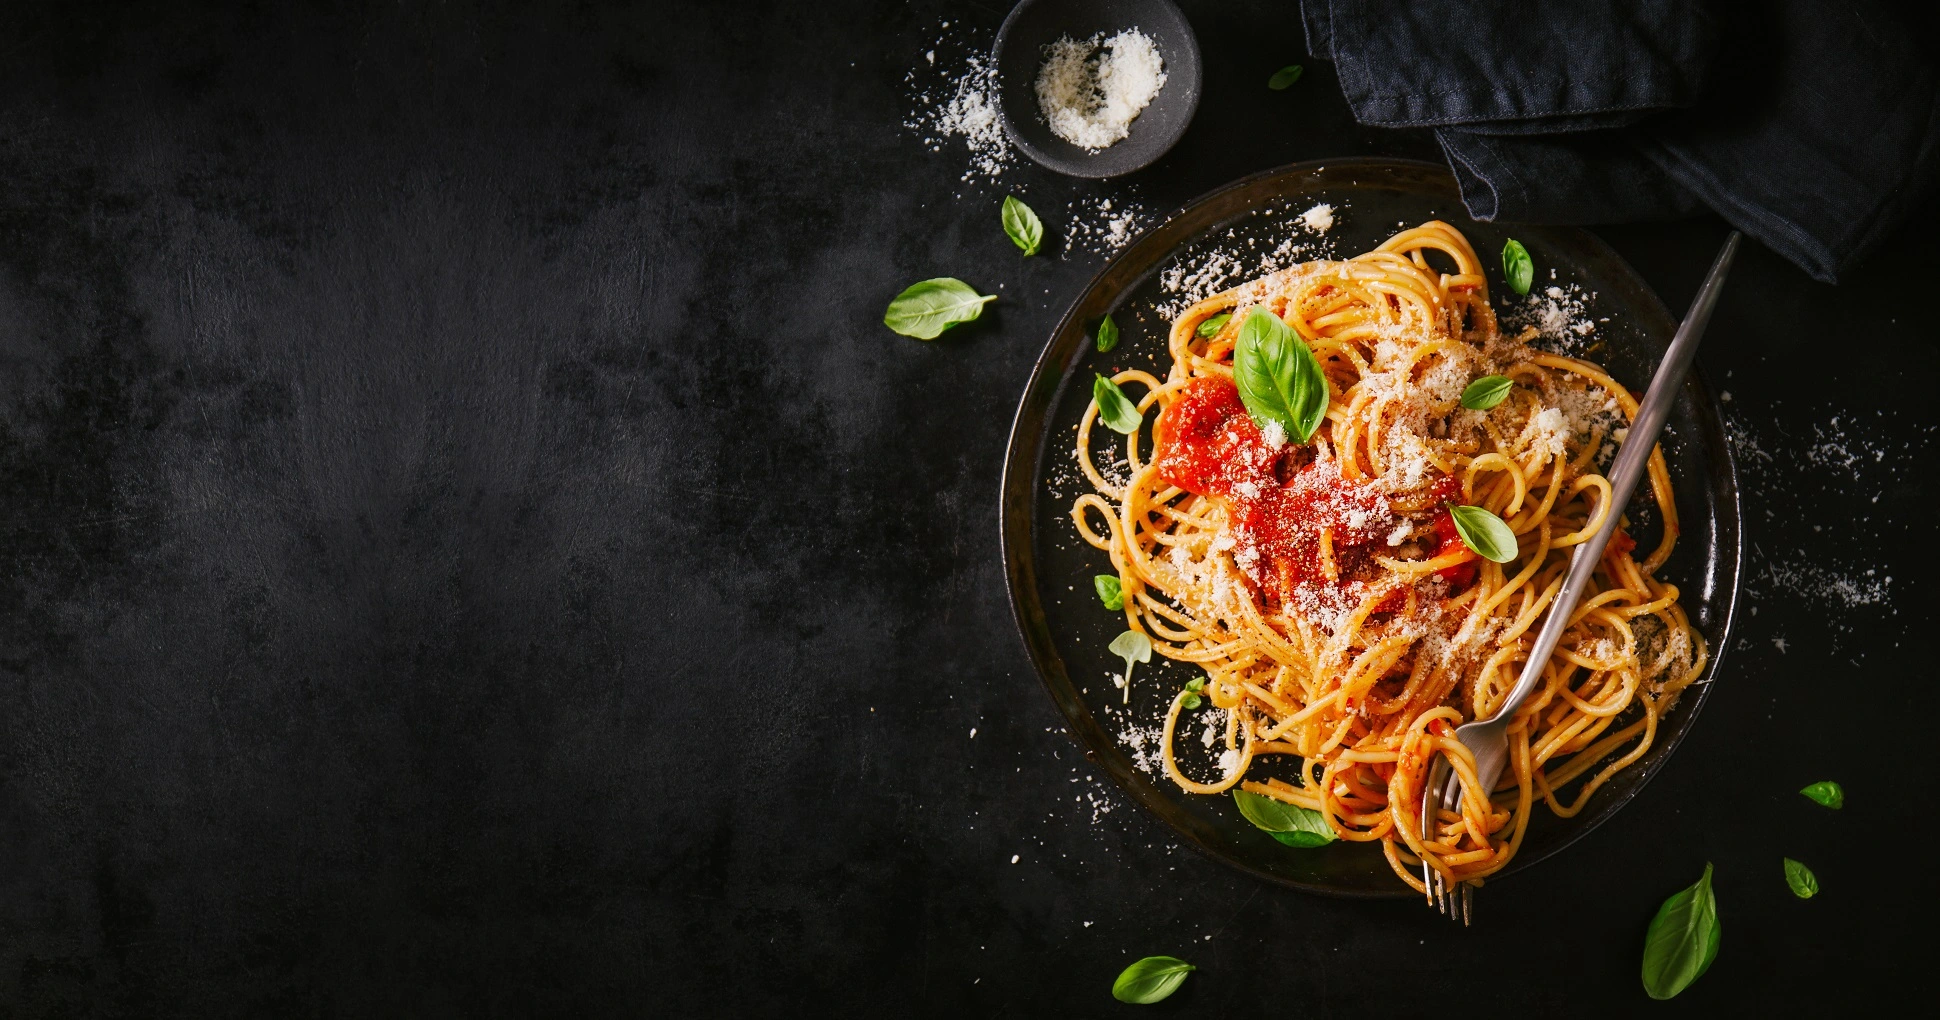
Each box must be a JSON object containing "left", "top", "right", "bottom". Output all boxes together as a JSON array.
[{"left": 1482, "top": 231, "right": 1740, "bottom": 726}]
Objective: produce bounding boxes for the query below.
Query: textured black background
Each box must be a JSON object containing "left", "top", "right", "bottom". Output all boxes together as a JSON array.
[{"left": 0, "top": 1, "right": 1934, "bottom": 1015}]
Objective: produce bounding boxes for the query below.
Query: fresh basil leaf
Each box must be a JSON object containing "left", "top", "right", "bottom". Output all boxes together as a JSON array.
[
  {"left": 1783, "top": 858, "right": 1818, "bottom": 899},
  {"left": 1459, "top": 375, "right": 1514, "bottom": 411},
  {"left": 1448, "top": 504, "right": 1518, "bottom": 564},
  {"left": 883, "top": 278, "right": 996, "bottom": 339},
  {"left": 1502, "top": 239, "right": 1534, "bottom": 297},
  {"left": 1108, "top": 629, "right": 1153, "bottom": 704},
  {"left": 1092, "top": 374, "right": 1143, "bottom": 435},
  {"left": 1094, "top": 574, "right": 1125, "bottom": 611},
  {"left": 1232, "top": 789, "right": 1337, "bottom": 846},
  {"left": 1001, "top": 195, "right": 1043, "bottom": 256},
  {"left": 1233, "top": 308, "right": 1328, "bottom": 444},
  {"left": 1096, "top": 314, "right": 1120, "bottom": 353},
  {"left": 1184, "top": 677, "right": 1205, "bottom": 693},
  {"left": 1181, "top": 692, "right": 1202, "bottom": 709},
  {"left": 1267, "top": 64, "right": 1304, "bottom": 90},
  {"left": 1641, "top": 862, "right": 1722, "bottom": 1000},
  {"left": 1111, "top": 956, "right": 1194, "bottom": 1004},
  {"left": 1799, "top": 781, "right": 1844, "bottom": 809},
  {"left": 1195, "top": 311, "right": 1232, "bottom": 338}
]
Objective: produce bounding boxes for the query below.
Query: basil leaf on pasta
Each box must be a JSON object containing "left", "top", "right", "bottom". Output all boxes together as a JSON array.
[
  {"left": 1232, "top": 790, "right": 1337, "bottom": 847},
  {"left": 1096, "top": 313, "right": 1120, "bottom": 353},
  {"left": 1448, "top": 504, "right": 1517, "bottom": 563},
  {"left": 1502, "top": 239, "right": 1534, "bottom": 296},
  {"left": 1799, "top": 781, "right": 1844, "bottom": 809},
  {"left": 1111, "top": 956, "right": 1194, "bottom": 1004},
  {"left": 1181, "top": 678, "right": 1206, "bottom": 710},
  {"left": 1195, "top": 311, "right": 1231, "bottom": 338},
  {"left": 1783, "top": 858, "right": 1818, "bottom": 899},
  {"left": 1234, "top": 308, "right": 1328, "bottom": 444},
  {"left": 883, "top": 278, "right": 996, "bottom": 339},
  {"left": 1108, "top": 629, "right": 1152, "bottom": 704},
  {"left": 1094, "top": 574, "right": 1125, "bottom": 611},
  {"left": 1267, "top": 64, "right": 1303, "bottom": 90},
  {"left": 1001, "top": 195, "right": 1043, "bottom": 256},
  {"left": 1641, "top": 863, "right": 1722, "bottom": 1000},
  {"left": 1460, "top": 374, "right": 1513, "bottom": 410},
  {"left": 1092, "top": 374, "right": 1143, "bottom": 435}
]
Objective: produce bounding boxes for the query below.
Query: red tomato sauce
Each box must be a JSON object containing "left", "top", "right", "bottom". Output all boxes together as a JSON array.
[
  {"left": 1151, "top": 377, "right": 1408, "bottom": 612},
  {"left": 1426, "top": 508, "right": 1478, "bottom": 591}
]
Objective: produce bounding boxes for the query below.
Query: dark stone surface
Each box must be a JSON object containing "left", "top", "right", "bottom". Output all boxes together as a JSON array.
[{"left": 0, "top": 1, "right": 1932, "bottom": 1015}]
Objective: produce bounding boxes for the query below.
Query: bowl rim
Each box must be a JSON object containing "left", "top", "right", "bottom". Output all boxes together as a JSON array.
[
  {"left": 992, "top": 0, "right": 1203, "bottom": 179},
  {"left": 996, "top": 156, "right": 1744, "bottom": 897}
]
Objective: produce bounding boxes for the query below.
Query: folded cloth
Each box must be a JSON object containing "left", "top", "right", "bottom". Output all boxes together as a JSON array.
[{"left": 1302, "top": 0, "right": 1940, "bottom": 283}]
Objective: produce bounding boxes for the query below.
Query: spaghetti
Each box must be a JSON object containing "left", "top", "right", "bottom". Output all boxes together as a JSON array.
[{"left": 1072, "top": 222, "right": 1705, "bottom": 893}]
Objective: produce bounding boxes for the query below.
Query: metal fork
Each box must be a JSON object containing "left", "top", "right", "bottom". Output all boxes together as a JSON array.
[{"left": 1421, "top": 231, "right": 1742, "bottom": 924}]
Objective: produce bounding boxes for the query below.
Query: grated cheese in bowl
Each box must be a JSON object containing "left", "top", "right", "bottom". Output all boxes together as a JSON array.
[{"left": 1034, "top": 29, "right": 1167, "bottom": 151}]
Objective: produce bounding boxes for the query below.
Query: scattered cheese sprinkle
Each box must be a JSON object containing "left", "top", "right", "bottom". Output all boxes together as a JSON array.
[
  {"left": 909, "top": 49, "right": 1012, "bottom": 182},
  {"left": 1035, "top": 29, "right": 1167, "bottom": 150},
  {"left": 1299, "top": 202, "right": 1335, "bottom": 233}
]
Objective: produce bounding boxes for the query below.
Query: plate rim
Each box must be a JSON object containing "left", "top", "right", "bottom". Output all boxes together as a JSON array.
[{"left": 997, "top": 156, "right": 1744, "bottom": 898}]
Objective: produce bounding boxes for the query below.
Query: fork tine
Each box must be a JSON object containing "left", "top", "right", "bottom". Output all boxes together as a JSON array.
[
  {"left": 1420, "top": 756, "right": 1448, "bottom": 912},
  {"left": 1435, "top": 764, "right": 1453, "bottom": 917},
  {"left": 1419, "top": 760, "right": 1433, "bottom": 906},
  {"left": 1438, "top": 762, "right": 1463, "bottom": 920},
  {"left": 1461, "top": 882, "right": 1473, "bottom": 926}
]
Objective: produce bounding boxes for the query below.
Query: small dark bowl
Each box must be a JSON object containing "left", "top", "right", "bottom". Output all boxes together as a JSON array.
[{"left": 993, "top": 0, "right": 1201, "bottom": 178}]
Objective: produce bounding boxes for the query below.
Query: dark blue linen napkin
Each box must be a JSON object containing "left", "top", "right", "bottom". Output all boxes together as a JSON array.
[{"left": 1302, "top": 0, "right": 1940, "bottom": 283}]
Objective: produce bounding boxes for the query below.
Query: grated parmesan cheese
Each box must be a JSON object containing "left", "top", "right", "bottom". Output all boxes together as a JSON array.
[
  {"left": 1526, "top": 407, "right": 1570, "bottom": 460},
  {"left": 1299, "top": 202, "right": 1335, "bottom": 233},
  {"left": 1035, "top": 30, "right": 1168, "bottom": 150},
  {"left": 907, "top": 46, "right": 1012, "bottom": 182}
]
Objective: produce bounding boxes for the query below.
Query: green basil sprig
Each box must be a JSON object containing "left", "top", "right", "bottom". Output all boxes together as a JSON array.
[
  {"left": 1111, "top": 956, "right": 1194, "bottom": 1004},
  {"left": 1001, "top": 196, "right": 1043, "bottom": 256},
  {"left": 1234, "top": 308, "right": 1327, "bottom": 444},
  {"left": 1195, "top": 311, "right": 1231, "bottom": 338},
  {"left": 1109, "top": 629, "right": 1152, "bottom": 704},
  {"left": 1783, "top": 858, "right": 1818, "bottom": 899},
  {"left": 1448, "top": 504, "right": 1518, "bottom": 563},
  {"left": 883, "top": 278, "right": 995, "bottom": 339},
  {"left": 1181, "top": 676, "right": 1206, "bottom": 709},
  {"left": 1799, "top": 781, "right": 1844, "bottom": 809},
  {"left": 1460, "top": 375, "right": 1513, "bottom": 410},
  {"left": 1092, "top": 374, "right": 1143, "bottom": 435},
  {"left": 1096, "top": 313, "right": 1120, "bottom": 352},
  {"left": 1641, "top": 862, "right": 1721, "bottom": 1000},
  {"left": 1233, "top": 789, "right": 1337, "bottom": 848},
  {"left": 1094, "top": 574, "right": 1125, "bottom": 611},
  {"left": 1267, "top": 65, "right": 1304, "bottom": 90},
  {"left": 1501, "top": 239, "right": 1534, "bottom": 296}
]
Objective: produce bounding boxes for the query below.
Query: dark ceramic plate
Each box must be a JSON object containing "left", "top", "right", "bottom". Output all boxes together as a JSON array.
[
  {"left": 993, "top": 0, "right": 1201, "bottom": 178},
  {"left": 999, "top": 158, "right": 1742, "bottom": 897}
]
